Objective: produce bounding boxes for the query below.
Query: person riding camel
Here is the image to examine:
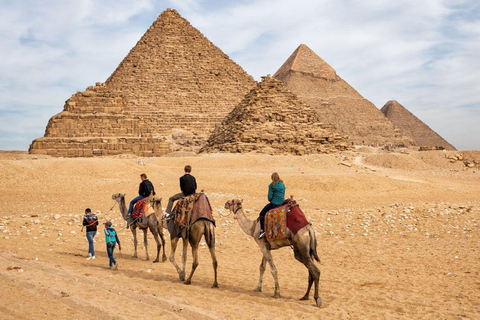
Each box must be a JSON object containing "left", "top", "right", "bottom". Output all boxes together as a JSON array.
[
  {"left": 163, "top": 165, "right": 197, "bottom": 220},
  {"left": 258, "top": 172, "right": 286, "bottom": 239},
  {"left": 127, "top": 173, "right": 155, "bottom": 228}
]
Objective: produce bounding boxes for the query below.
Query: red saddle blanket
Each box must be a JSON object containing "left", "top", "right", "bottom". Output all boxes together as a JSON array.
[
  {"left": 173, "top": 193, "right": 215, "bottom": 228},
  {"left": 133, "top": 197, "right": 152, "bottom": 219},
  {"left": 264, "top": 199, "right": 309, "bottom": 242}
]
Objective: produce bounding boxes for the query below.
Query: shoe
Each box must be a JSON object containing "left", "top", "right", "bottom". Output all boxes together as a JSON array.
[
  {"left": 87, "top": 255, "right": 95, "bottom": 260},
  {"left": 126, "top": 222, "right": 130, "bottom": 229},
  {"left": 113, "top": 262, "right": 118, "bottom": 270},
  {"left": 258, "top": 231, "right": 265, "bottom": 239},
  {"left": 162, "top": 213, "right": 172, "bottom": 221}
]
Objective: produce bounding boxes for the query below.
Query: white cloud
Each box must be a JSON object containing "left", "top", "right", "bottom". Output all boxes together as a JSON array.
[{"left": 0, "top": 0, "right": 478, "bottom": 150}]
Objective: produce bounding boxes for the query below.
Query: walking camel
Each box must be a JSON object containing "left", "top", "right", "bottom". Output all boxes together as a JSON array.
[
  {"left": 111, "top": 193, "right": 167, "bottom": 263},
  {"left": 224, "top": 199, "right": 322, "bottom": 307},
  {"left": 151, "top": 197, "right": 218, "bottom": 287}
]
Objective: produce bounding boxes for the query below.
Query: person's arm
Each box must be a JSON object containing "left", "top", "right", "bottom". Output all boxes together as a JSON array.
[
  {"left": 82, "top": 217, "right": 88, "bottom": 226},
  {"left": 268, "top": 184, "right": 273, "bottom": 202},
  {"left": 115, "top": 233, "right": 121, "bottom": 248},
  {"left": 138, "top": 182, "right": 143, "bottom": 196},
  {"left": 194, "top": 177, "right": 197, "bottom": 192},
  {"left": 180, "top": 177, "right": 185, "bottom": 194},
  {"left": 147, "top": 181, "right": 154, "bottom": 196}
]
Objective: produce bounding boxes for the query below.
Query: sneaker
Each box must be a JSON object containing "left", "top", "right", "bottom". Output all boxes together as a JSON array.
[
  {"left": 162, "top": 213, "right": 172, "bottom": 221},
  {"left": 258, "top": 231, "right": 265, "bottom": 239},
  {"left": 91, "top": 256, "right": 95, "bottom": 260},
  {"left": 113, "top": 262, "right": 118, "bottom": 270},
  {"left": 87, "top": 255, "right": 95, "bottom": 260}
]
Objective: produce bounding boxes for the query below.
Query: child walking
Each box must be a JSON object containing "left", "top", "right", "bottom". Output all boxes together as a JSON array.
[{"left": 104, "top": 221, "right": 121, "bottom": 269}]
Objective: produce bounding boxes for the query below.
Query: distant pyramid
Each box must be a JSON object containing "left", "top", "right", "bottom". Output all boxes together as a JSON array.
[
  {"left": 29, "top": 9, "right": 256, "bottom": 157},
  {"left": 381, "top": 100, "right": 456, "bottom": 150},
  {"left": 201, "top": 76, "right": 351, "bottom": 155},
  {"left": 274, "top": 44, "right": 413, "bottom": 147}
]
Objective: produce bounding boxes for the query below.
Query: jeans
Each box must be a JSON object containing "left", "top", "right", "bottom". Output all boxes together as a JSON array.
[
  {"left": 166, "top": 192, "right": 185, "bottom": 214},
  {"left": 128, "top": 195, "right": 145, "bottom": 215},
  {"left": 86, "top": 231, "right": 96, "bottom": 256},
  {"left": 259, "top": 203, "right": 276, "bottom": 231},
  {"left": 106, "top": 242, "right": 116, "bottom": 267}
]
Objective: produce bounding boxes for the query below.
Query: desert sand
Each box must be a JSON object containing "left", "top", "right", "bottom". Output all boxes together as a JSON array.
[{"left": 0, "top": 149, "right": 479, "bottom": 319}]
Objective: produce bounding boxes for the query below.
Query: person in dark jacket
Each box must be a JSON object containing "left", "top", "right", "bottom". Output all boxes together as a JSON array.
[
  {"left": 104, "top": 221, "right": 121, "bottom": 269},
  {"left": 128, "top": 173, "right": 155, "bottom": 217},
  {"left": 82, "top": 208, "right": 98, "bottom": 260},
  {"left": 163, "top": 165, "right": 197, "bottom": 220},
  {"left": 258, "top": 172, "right": 286, "bottom": 239}
]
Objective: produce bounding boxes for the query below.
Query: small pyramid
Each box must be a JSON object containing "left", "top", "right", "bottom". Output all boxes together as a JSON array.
[
  {"left": 29, "top": 9, "right": 256, "bottom": 157},
  {"left": 201, "top": 76, "right": 351, "bottom": 155},
  {"left": 274, "top": 44, "right": 413, "bottom": 147},
  {"left": 381, "top": 100, "right": 456, "bottom": 150}
]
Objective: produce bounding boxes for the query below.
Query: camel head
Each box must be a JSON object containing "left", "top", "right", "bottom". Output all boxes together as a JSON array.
[
  {"left": 225, "top": 199, "right": 243, "bottom": 218},
  {"left": 112, "top": 193, "right": 125, "bottom": 202},
  {"left": 150, "top": 196, "right": 163, "bottom": 213}
]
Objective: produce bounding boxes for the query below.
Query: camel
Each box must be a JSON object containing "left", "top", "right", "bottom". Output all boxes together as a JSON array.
[
  {"left": 151, "top": 197, "right": 218, "bottom": 287},
  {"left": 224, "top": 199, "right": 322, "bottom": 307},
  {"left": 111, "top": 193, "right": 167, "bottom": 263}
]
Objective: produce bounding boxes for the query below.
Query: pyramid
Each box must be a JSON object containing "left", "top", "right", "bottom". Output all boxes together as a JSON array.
[
  {"left": 29, "top": 9, "right": 256, "bottom": 157},
  {"left": 381, "top": 100, "right": 456, "bottom": 150},
  {"left": 274, "top": 44, "right": 414, "bottom": 147},
  {"left": 201, "top": 76, "right": 351, "bottom": 155}
]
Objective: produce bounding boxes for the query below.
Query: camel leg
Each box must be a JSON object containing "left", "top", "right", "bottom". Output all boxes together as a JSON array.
[
  {"left": 294, "top": 247, "right": 321, "bottom": 307},
  {"left": 143, "top": 229, "right": 150, "bottom": 261},
  {"left": 150, "top": 227, "right": 161, "bottom": 263},
  {"left": 184, "top": 242, "right": 199, "bottom": 285},
  {"left": 181, "top": 236, "right": 188, "bottom": 282},
  {"left": 169, "top": 237, "right": 185, "bottom": 281},
  {"left": 259, "top": 246, "right": 280, "bottom": 298},
  {"left": 205, "top": 223, "right": 218, "bottom": 288},
  {"left": 254, "top": 256, "right": 267, "bottom": 292},
  {"left": 131, "top": 228, "right": 138, "bottom": 259},
  {"left": 158, "top": 228, "right": 167, "bottom": 262}
]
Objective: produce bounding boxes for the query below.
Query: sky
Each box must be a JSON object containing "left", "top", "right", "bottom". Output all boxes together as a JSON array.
[{"left": 0, "top": 0, "right": 479, "bottom": 151}]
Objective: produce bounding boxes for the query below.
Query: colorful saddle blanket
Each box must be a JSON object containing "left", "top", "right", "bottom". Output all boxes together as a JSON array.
[
  {"left": 264, "top": 199, "right": 309, "bottom": 242},
  {"left": 173, "top": 193, "right": 215, "bottom": 228},
  {"left": 133, "top": 197, "right": 154, "bottom": 219}
]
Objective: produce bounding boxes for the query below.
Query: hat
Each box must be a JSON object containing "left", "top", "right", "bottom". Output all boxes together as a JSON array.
[
  {"left": 104, "top": 221, "right": 112, "bottom": 226},
  {"left": 85, "top": 208, "right": 91, "bottom": 213}
]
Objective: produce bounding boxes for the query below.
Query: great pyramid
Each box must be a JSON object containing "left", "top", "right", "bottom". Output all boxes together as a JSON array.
[
  {"left": 381, "top": 100, "right": 456, "bottom": 150},
  {"left": 29, "top": 9, "right": 256, "bottom": 157},
  {"left": 201, "top": 76, "right": 351, "bottom": 155},
  {"left": 274, "top": 44, "right": 413, "bottom": 147}
]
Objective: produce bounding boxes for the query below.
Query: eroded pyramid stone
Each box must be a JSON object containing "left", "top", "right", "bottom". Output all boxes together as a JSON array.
[
  {"left": 381, "top": 100, "right": 456, "bottom": 150},
  {"left": 201, "top": 76, "right": 351, "bottom": 155},
  {"left": 274, "top": 44, "right": 413, "bottom": 147},
  {"left": 29, "top": 9, "right": 256, "bottom": 157}
]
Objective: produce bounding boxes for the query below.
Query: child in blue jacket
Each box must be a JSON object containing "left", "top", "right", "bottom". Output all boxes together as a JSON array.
[{"left": 104, "top": 221, "right": 121, "bottom": 269}]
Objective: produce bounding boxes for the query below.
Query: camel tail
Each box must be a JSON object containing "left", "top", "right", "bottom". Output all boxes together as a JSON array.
[
  {"left": 203, "top": 220, "right": 215, "bottom": 248},
  {"left": 309, "top": 225, "right": 320, "bottom": 263}
]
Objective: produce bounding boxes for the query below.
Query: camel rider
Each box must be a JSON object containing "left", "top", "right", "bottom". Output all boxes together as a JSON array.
[
  {"left": 163, "top": 165, "right": 197, "bottom": 220},
  {"left": 82, "top": 208, "right": 98, "bottom": 260},
  {"left": 127, "top": 173, "right": 155, "bottom": 228},
  {"left": 258, "top": 172, "right": 286, "bottom": 239}
]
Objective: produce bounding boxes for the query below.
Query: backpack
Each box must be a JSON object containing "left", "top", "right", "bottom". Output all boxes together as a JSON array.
[{"left": 85, "top": 213, "right": 98, "bottom": 226}]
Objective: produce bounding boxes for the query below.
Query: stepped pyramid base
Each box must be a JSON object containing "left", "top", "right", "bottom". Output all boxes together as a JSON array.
[{"left": 29, "top": 137, "right": 170, "bottom": 157}]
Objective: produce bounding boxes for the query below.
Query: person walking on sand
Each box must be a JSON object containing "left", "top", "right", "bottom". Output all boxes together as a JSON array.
[
  {"left": 82, "top": 208, "right": 98, "bottom": 260},
  {"left": 258, "top": 172, "right": 286, "bottom": 239},
  {"left": 127, "top": 173, "right": 155, "bottom": 228},
  {"left": 163, "top": 165, "right": 197, "bottom": 220},
  {"left": 104, "top": 221, "right": 121, "bottom": 269}
]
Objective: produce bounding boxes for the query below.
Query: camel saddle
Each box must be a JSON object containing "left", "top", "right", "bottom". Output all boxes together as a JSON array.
[
  {"left": 264, "top": 199, "right": 309, "bottom": 242},
  {"left": 132, "top": 197, "right": 155, "bottom": 219},
  {"left": 173, "top": 193, "right": 215, "bottom": 228}
]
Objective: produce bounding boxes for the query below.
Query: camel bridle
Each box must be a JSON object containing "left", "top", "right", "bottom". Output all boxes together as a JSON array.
[{"left": 228, "top": 200, "right": 243, "bottom": 214}]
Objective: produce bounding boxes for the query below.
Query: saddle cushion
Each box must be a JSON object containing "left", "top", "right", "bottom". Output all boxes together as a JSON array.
[
  {"left": 265, "top": 204, "right": 288, "bottom": 242},
  {"left": 286, "top": 202, "right": 309, "bottom": 235},
  {"left": 133, "top": 197, "right": 153, "bottom": 219},
  {"left": 173, "top": 193, "right": 214, "bottom": 227}
]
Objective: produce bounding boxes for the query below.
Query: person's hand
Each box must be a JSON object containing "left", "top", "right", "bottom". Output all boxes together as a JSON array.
[{"left": 119, "top": 245, "right": 122, "bottom": 251}]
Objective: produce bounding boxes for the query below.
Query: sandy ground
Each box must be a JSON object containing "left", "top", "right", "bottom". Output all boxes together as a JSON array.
[{"left": 0, "top": 149, "right": 479, "bottom": 319}]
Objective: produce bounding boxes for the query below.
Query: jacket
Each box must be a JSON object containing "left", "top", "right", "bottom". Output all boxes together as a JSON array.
[
  {"left": 180, "top": 174, "right": 197, "bottom": 196},
  {"left": 104, "top": 227, "right": 121, "bottom": 245},
  {"left": 82, "top": 214, "right": 98, "bottom": 232},
  {"left": 139, "top": 179, "right": 155, "bottom": 197},
  {"left": 268, "top": 181, "right": 285, "bottom": 206}
]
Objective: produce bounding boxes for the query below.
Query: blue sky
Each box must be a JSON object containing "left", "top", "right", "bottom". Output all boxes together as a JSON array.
[{"left": 0, "top": 0, "right": 479, "bottom": 150}]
